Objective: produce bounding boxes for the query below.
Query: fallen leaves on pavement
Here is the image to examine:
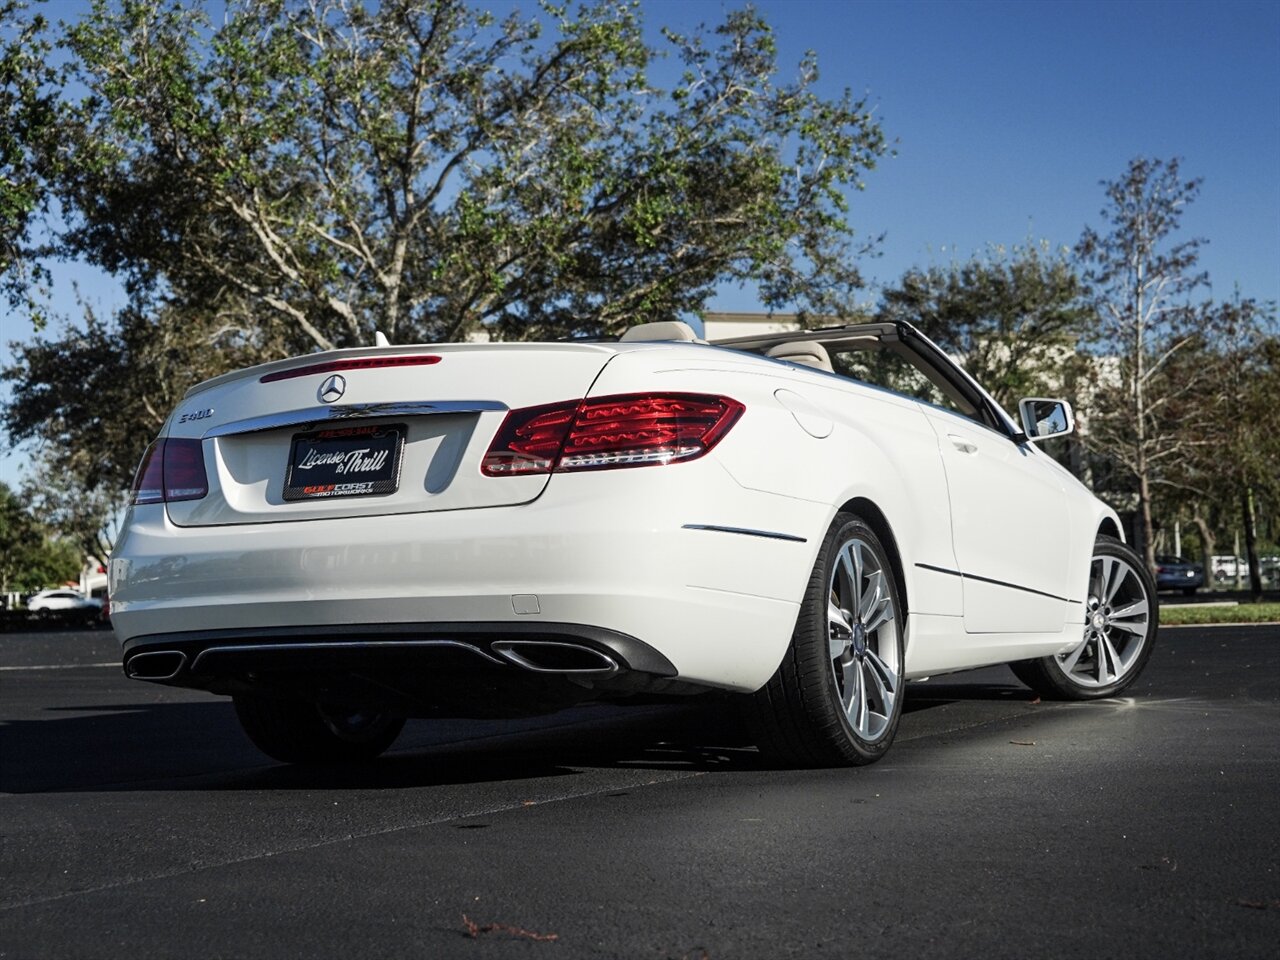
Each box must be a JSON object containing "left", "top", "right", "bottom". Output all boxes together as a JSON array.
[{"left": 462, "top": 914, "right": 559, "bottom": 942}]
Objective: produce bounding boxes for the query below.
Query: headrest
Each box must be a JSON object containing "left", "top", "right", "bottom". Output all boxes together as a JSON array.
[
  {"left": 765, "top": 340, "right": 834, "bottom": 373},
  {"left": 618, "top": 320, "right": 700, "bottom": 342}
]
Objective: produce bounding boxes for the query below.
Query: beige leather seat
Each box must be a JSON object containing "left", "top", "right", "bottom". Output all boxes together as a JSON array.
[
  {"left": 618, "top": 320, "right": 702, "bottom": 342},
  {"left": 766, "top": 340, "right": 834, "bottom": 373}
]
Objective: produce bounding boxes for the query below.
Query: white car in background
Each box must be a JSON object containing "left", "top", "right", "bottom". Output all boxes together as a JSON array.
[
  {"left": 1211, "top": 556, "right": 1245, "bottom": 582},
  {"left": 27, "top": 589, "right": 103, "bottom": 614},
  {"left": 109, "top": 320, "right": 1158, "bottom": 766},
  {"left": 1214, "top": 554, "right": 1280, "bottom": 585}
]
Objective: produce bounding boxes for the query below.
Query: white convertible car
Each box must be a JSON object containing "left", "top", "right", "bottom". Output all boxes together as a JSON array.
[{"left": 109, "top": 320, "right": 1157, "bottom": 766}]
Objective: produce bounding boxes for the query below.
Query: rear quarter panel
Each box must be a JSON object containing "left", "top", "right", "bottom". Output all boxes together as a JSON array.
[{"left": 589, "top": 347, "right": 965, "bottom": 624}]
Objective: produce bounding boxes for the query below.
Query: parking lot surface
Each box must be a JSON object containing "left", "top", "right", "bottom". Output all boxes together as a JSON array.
[{"left": 2, "top": 624, "right": 1278, "bottom": 958}]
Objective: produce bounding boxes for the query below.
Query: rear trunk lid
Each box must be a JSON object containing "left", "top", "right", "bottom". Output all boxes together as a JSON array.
[{"left": 161, "top": 343, "right": 617, "bottom": 526}]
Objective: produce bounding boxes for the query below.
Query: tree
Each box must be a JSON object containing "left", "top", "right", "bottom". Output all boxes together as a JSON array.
[
  {"left": 877, "top": 240, "right": 1090, "bottom": 411},
  {"left": 0, "top": 482, "right": 81, "bottom": 596},
  {"left": 1152, "top": 295, "right": 1280, "bottom": 593},
  {"left": 0, "top": 0, "right": 57, "bottom": 311},
  {"left": 4, "top": 0, "right": 890, "bottom": 520},
  {"left": 3, "top": 302, "right": 259, "bottom": 519},
  {"left": 1174, "top": 297, "right": 1280, "bottom": 597},
  {"left": 44, "top": 0, "right": 887, "bottom": 351},
  {"left": 1074, "top": 157, "right": 1216, "bottom": 571},
  {"left": 1141, "top": 331, "right": 1219, "bottom": 575},
  {"left": 21, "top": 462, "right": 126, "bottom": 566}
]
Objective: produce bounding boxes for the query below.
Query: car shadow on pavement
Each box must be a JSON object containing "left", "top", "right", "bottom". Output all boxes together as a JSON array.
[
  {"left": 903, "top": 678, "right": 1040, "bottom": 711},
  {"left": 3, "top": 676, "right": 1041, "bottom": 794},
  {"left": 2, "top": 699, "right": 256, "bottom": 794},
  {"left": 0, "top": 698, "right": 754, "bottom": 793}
]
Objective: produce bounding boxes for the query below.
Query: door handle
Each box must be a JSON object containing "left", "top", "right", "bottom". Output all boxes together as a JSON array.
[{"left": 948, "top": 435, "right": 978, "bottom": 455}]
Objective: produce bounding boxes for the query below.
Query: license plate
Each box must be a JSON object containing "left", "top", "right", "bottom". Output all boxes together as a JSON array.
[{"left": 283, "top": 423, "right": 405, "bottom": 501}]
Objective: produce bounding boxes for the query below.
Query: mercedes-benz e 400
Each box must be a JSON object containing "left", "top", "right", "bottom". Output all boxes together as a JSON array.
[{"left": 109, "top": 320, "right": 1157, "bottom": 766}]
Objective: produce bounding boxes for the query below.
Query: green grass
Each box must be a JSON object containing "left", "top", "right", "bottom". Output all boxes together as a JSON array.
[{"left": 1160, "top": 602, "right": 1280, "bottom": 626}]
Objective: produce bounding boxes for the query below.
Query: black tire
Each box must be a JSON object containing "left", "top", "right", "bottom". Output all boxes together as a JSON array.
[
  {"left": 1010, "top": 535, "right": 1157, "bottom": 700},
  {"left": 232, "top": 695, "right": 405, "bottom": 764},
  {"left": 742, "top": 512, "right": 905, "bottom": 767},
  {"left": 1181, "top": 586, "right": 1197, "bottom": 597}
]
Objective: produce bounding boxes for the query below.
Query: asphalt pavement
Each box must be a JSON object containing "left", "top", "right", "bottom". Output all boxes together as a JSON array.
[{"left": 1, "top": 624, "right": 1278, "bottom": 959}]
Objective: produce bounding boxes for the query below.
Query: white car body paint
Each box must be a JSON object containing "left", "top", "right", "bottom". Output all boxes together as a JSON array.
[{"left": 110, "top": 325, "right": 1122, "bottom": 696}]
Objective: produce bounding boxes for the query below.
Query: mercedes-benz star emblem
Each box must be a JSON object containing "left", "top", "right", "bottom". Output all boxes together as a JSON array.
[{"left": 318, "top": 374, "right": 346, "bottom": 403}]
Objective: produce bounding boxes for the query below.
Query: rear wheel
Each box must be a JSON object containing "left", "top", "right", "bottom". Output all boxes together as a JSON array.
[
  {"left": 232, "top": 695, "right": 405, "bottom": 764},
  {"left": 743, "top": 513, "right": 905, "bottom": 767},
  {"left": 1010, "top": 535, "right": 1157, "bottom": 700}
]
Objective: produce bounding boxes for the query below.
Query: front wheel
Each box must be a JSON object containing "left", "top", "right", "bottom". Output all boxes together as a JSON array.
[
  {"left": 1010, "top": 535, "right": 1157, "bottom": 700},
  {"left": 743, "top": 513, "right": 905, "bottom": 767},
  {"left": 232, "top": 695, "right": 405, "bottom": 764}
]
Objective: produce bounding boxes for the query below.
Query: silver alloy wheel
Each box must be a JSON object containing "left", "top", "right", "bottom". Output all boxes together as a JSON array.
[
  {"left": 827, "top": 536, "right": 901, "bottom": 741},
  {"left": 1058, "top": 552, "right": 1152, "bottom": 687}
]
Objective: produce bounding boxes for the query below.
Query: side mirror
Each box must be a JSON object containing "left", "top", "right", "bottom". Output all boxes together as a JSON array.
[{"left": 1018, "top": 397, "right": 1075, "bottom": 442}]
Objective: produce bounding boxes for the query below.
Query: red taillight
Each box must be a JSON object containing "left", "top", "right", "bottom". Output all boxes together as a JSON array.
[
  {"left": 480, "top": 400, "right": 579, "bottom": 475},
  {"left": 163, "top": 438, "right": 209, "bottom": 500},
  {"left": 259, "top": 355, "right": 441, "bottom": 383},
  {"left": 561, "top": 394, "right": 744, "bottom": 470},
  {"left": 131, "top": 442, "right": 165, "bottom": 504},
  {"left": 481, "top": 393, "right": 743, "bottom": 476},
  {"left": 130, "top": 438, "right": 209, "bottom": 504}
]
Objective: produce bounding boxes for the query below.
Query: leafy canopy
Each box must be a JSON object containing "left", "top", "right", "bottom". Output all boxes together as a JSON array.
[
  {"left": 0, "top": 482, "right": 82, "bottom": 594},
  {"left": 48, "top": 0, "right": 888, "bottom": 351},
  {"left": 0, "top": 0, "right": 58, "bottom": 311},
  {"left": 4, "top": 0, "right": 889, "bottom": 527},
  {"left": 876, "top": 240, "right": 1090, "bottom": 411},
  {"left": 1073, "top": 156, "right": 1216, "bottom": 568}
]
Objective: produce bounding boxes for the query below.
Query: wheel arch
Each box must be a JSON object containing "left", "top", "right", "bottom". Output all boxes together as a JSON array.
[
  {"left": 838, "top": 496, "right": 910, "bottom": 621},
  {"left": 1097, "top": 516, "right": 1123, "bottom": 541}
]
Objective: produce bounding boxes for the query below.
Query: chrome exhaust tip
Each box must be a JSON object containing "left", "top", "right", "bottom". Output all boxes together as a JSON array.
[
  {"left": 125, "top": 650, "right": 188, "bottom": 681},
  {"left": 491, "top": 640, "right": 619, "bottom": 675}
]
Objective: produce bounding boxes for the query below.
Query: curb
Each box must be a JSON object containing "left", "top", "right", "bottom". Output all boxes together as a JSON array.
[{"left": 1162, "top": 621, "right": 1280, "bottom": 629}]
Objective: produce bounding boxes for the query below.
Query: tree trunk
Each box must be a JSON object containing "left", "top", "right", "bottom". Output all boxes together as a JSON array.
[
  {"left": 1137, "top": 471, "right": 1157, "bottom": 572},
  {"left": 1241, "top": 486, "right": 1262, "bottom": 599},
  {"left": 1190, "top": 508, "right": 1215, "bottom": 589}
]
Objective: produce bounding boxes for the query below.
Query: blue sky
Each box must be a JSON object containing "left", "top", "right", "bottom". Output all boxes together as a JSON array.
[
  {"left": 2, "top": 0, "right": 1278, "bottom": 487},
  {"left": 680, "top": 0, "right": 1280, "bottom": 309}
]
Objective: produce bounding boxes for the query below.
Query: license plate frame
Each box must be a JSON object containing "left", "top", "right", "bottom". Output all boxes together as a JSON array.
[{"left": 283, "top": 423, "right": 406, "bottom": 501}]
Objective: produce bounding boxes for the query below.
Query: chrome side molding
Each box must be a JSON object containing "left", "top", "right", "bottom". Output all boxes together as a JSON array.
[{"left": 682, "top": 523, "right": 807, "bottom": 543}]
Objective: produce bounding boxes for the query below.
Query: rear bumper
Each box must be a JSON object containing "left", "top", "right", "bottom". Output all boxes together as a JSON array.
[
  {"left": 110, "top": 465, "right": 828, "bottom": 692},
  {"left": 123, "top": 620, "right": 676, "bottom": 680},
  {"left": 121, "top": 620, "right": 683, "bottom": 719}
]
